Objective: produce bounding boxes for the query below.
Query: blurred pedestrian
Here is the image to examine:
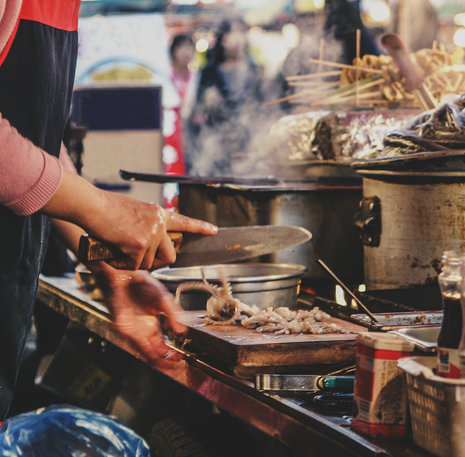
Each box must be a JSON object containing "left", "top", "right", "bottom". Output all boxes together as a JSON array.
[
  {"left": 324, "top": 0, "right": 379, "bottom": 64},
  {"left": 188, "top": 18, "right": 264, "bottom": 176},
  {"left": 170, "top": 34, "right": 198, "bottom": 120}
]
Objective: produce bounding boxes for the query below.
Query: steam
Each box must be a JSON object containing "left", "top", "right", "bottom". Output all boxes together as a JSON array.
[{"left": 187, "top": 26, "right": 344, "bottom": 178}]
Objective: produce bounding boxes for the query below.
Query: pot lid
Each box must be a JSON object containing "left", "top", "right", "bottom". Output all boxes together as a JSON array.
[{"left": 352, "top": 149, "right": 465, "bottom": 178}]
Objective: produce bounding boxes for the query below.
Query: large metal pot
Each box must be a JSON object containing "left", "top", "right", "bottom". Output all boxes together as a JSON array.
[
  {"left": 353, "top": 151, "right": 465, "bottom": 289},
  {"left": 152, "top": 263, "right": 305, "bottom": 310},
  {"left": 178, "top": 182, "right": 363, "bottom": 285}
]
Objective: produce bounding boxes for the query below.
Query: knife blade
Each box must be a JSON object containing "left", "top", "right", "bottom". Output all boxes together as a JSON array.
[
  {"left": 78, "top": 225, "right": 312, "bottom": 267},
  {"left": 119, "top": 170, "right": 280, "bottom": 187}
]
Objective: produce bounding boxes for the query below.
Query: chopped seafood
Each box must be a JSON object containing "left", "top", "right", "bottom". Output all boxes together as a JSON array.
[
  {"left": 175, "top": 268, "right": 248, "bottom": 325},
  {"left": 175, "top": 269, "right": 347, "bottom": 335}
]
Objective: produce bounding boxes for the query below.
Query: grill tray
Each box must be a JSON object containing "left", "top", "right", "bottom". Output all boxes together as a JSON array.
[{"left": 302, "top": 285, "right": 443, "bottom": 331}]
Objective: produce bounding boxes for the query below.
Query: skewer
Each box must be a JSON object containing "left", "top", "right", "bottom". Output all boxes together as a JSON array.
[
  {"left": 309, "top": 89, "right": 383, "bottom": 107},
  {"left": 333, "top": 89, "right": 383, "bottom": 102},
  {"left": 288, "top": 98, "right": 316, "bottom": 105},
  {"left": 319, "top": 37, "right": 325, "bottom": 72},
  {"left": 286, "top": 70, "right": 341, "bottom": 81},
  {"left": 288, "top": 80, "right": 340, "bottom": 88},
  {"left": 306, "top": 76, "right": 384, "bottom": 106},
  {"left": 307, "top": 58, "right": 384, "bottom": 74},
  {"left": 288, "top": 77, "right": 382, "bottom": 105},
  {"left": 355, "top": 29, "right": 361, "bottom": 107},
  {"left": 266, "top": 89, "right": 317, "bottom": 106},
  {"left": 317, "top": 259, "right": 378, "bottom": 324},
  {"left": 454, "top": 73, "right": 464, "bottom": 91}
]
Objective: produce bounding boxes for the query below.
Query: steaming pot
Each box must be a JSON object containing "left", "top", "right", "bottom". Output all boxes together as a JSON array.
[
  {"left": 353, "top": 150, "right": 465, "bottom": 290},
  {"left": 178, "top": 182, "right": 363, "bottom": 285}
]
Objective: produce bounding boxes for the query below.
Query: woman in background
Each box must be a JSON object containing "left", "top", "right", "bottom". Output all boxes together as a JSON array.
[
  {"left": 188, "top": 18, "right": 264, "bottom": 176},
  {"left": 170, "top": 34, "right": 198, "bottom": 121}
]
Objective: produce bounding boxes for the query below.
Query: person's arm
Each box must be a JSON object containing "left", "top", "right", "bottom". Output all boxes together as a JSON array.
[
  {"left": 0, "top": 114, "right": 217, "bottom": 269},
  {"left": 51, "top": 147, "right": 189, "bottom": 367},
  {"left": 0, "top": 114, "right": 63, "bottom": 215},
  {"left": 42, "top": 169, "right": 216, "bottom": 269},
  {"left": 52, "top": 217, "right": 185, "bottom": 367}
]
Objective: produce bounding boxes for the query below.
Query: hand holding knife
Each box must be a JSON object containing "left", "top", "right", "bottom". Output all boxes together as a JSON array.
[{"left": 78, "top": 225, "right": 312, "bottom": 268}]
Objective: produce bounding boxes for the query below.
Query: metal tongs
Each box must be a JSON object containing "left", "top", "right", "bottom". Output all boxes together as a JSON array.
[{"left": 317, "top": 259, "right": 378, "bottom": 324}]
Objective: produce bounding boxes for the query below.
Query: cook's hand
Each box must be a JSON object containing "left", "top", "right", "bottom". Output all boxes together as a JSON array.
[
  {"left": 87, "top": 191, "right": 217, "bottom": 270},
  {"left": 91, "top": 263, "right": 186, "bottom": 368},
  {"left": 42, "top": 170, "right": 217, "bottom": 270}
]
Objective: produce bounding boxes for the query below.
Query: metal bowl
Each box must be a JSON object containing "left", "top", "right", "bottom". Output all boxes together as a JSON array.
[{"left": 151, "top": 263, "right": 306, "bottom": 310}]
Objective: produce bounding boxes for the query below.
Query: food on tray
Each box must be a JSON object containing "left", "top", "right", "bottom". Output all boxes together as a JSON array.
[
  {"left": 276, "top": 43, "right": 465, "bottom": 110},
  {"left": 341, "top": 45, "right": 465, "bottom": 107},
  {"left": 239, "top": 306, "right": 348, "bottom": 335},
  {"left": 267, "top": 109, "right": 419, "bottom": 164},
  {"left": 381, "top": 93, "right": 465, "bottom": 156}
]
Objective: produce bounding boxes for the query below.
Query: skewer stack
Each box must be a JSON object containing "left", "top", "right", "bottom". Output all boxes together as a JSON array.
[{"left": 267, "top": 35, "right": 465, "bottom": 112}]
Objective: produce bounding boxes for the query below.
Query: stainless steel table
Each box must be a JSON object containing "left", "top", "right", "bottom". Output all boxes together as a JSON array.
[{"left": 36, "top": 274, "right": 428, "bottom": 457}]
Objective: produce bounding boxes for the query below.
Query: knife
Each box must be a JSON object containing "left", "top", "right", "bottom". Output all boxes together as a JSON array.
[
  {"left": 119, "top": 170, "right": 280, "bottom": 187},
  {"left": 78, "top": 225, "right": 312, "bottom": 267},
  {"left": 255, "top": 374, "right": 355, "bottom": 393}
]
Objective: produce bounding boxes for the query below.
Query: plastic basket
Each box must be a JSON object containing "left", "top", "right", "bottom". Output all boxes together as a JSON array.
[{"left": 398, "top": 356, "right": 465, "bottom": 457}]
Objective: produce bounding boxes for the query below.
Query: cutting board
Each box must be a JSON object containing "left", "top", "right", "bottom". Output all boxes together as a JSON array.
[{"left": 178, "top": 311, "right": 366, "bottom": 378}]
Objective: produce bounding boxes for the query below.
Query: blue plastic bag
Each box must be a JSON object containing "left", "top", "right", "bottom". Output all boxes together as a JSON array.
[{"left": 0, "top": 404, "right": 151, "bottom": 456}]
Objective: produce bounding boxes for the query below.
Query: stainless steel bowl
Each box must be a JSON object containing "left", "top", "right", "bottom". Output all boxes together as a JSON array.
[{"left": 151, "top": 263, "right": 306, "bottom": 310}]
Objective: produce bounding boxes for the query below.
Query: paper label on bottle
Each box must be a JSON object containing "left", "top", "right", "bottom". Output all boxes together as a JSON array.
[{"left": 437, "top": 347, "right": 460, "bottom": 378}]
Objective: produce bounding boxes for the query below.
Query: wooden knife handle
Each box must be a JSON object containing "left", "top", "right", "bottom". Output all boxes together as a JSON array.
[{"left": 78, "top": 232, "right": 183, "bottom": 262}]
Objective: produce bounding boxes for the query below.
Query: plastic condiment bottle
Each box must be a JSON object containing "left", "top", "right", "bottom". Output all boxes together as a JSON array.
[{"left": 437, "top": 251, "right": 464, "bottom": 378}]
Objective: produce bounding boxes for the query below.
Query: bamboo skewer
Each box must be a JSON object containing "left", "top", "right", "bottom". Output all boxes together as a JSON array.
[
  {"left": 288, "top": 80, "right": 340, "bottom": 88},
  {"left": 285, "top": 70, "right": 341, "bottom": 81},
  {"left": 355, "top": 29, "right": 361, "bottom": 107},
  {"left": 319, "top": 37, "right": 325, "bottom": 72},
  {"left": 306, "top": 76, "right": 384, "bottom": 105},
  {"left": 307, "top": 58, "right": 384, "bottom": 74},
  {"left": 269, "top": 75, "right": 385, "bottom": 107},
  {"left": 309, "top": 89, "right": 383, "bottom": 107},
  {"left": 266, "top": 89, "right": 319, "bottom": 106}
]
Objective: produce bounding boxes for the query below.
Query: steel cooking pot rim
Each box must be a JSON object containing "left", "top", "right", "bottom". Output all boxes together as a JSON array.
[
  {"left": 352, "top": 149, "right": 465, "bottom": 167},
  {"left": 151, "top": 263, "right": 306, "bottom": 283},
  {"left": 271, "top": 159, "right": 352, "bottom": 166}
]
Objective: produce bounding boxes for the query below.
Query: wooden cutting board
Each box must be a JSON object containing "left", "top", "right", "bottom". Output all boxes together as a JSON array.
[{"left": 178, "top": 311, "right": 366, "bottom": 378}]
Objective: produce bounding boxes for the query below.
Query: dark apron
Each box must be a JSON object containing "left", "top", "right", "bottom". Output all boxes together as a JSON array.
[{"left": 0, "top": 0, "right": 79, "bottom": 420}]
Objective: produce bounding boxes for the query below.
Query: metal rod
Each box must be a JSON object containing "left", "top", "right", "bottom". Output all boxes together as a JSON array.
[{"left": 317, "top": 259, "right": 378, "bottom": 323}]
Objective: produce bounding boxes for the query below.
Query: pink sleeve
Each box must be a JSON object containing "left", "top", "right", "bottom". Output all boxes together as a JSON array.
[{"left": 0, "top": 113, "right": 63, "bottom": 215}]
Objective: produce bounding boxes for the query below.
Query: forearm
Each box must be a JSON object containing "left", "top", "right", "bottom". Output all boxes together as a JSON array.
[
  {"left": 41, "top": 169, "right": 105, "bottom": 230},
  {"left": 0, "top": 114, "right": 62, "bottom": 215},
  {"left": 51, "top": 218, "right": 84, "bottom": 257}
]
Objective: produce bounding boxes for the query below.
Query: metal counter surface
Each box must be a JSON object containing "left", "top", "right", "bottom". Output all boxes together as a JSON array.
[{"left": 37, "top": 274, "right": 429, "bottom": 457}]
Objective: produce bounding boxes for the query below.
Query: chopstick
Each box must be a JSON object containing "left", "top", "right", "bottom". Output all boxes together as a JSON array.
[{"left": 317, "top": 259, "right": 378, "bottom": 324}]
